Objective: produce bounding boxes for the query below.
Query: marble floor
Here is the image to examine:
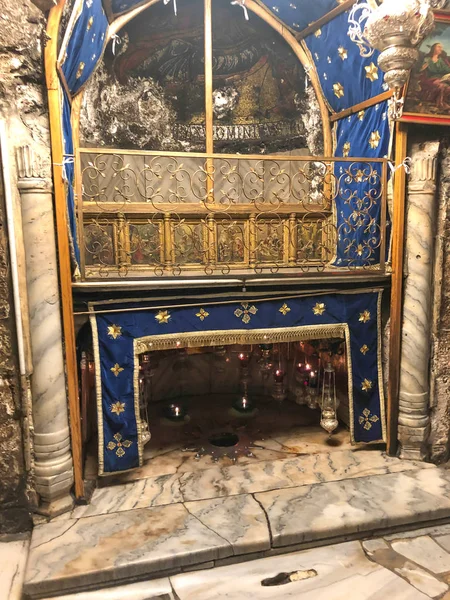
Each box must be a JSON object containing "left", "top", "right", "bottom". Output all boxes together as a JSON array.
[
  {"left": 12, "top": 522, "right": 450, "bottom": 599},
  {"left": 23, "top": 398, "right": 450, "bottom": 598},
  {"left": 90, "top": 396, "right": 356, "bottom": 486}
]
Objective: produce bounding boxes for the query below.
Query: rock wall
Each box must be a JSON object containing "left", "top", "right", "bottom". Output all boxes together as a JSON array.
[
  {"left": 429, "top": 141, "right": 450, "bottom": 463},
  {"left": 0, "top": 0, "right": 52, "bottom": 532}
]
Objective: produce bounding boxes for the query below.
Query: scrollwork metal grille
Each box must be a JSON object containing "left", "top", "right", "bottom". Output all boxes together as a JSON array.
[{"left": 77, "top": 149, "right": 388, "bottom": 279}]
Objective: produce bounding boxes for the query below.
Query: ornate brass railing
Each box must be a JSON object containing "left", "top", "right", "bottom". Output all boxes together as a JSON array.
[{"left": 76, "top": 148, "right": 389, "bottom": 279}]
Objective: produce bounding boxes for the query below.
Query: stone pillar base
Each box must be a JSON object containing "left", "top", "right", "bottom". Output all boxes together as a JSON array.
[
  {"left": 35, "top": 494, "right": 74, "bottom": 518},
  {"left": 398, "top": 423, "right": 430, "bottom": 461}
]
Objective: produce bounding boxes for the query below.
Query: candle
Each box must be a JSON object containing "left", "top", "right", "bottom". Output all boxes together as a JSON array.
[
  {"left": 238, "top": 353, "right": 249, "bottom": 367},
  {"left": 309, "top": 370, "right": 318, "bottom": 388},
  {"left": 233, "top": 395, "right": 254, "bottom": 413},
  {"left": 164, "top": 403, "right": 186, "bottom": 421},
  {"left": 305, "top": 363, "right": 312, "bottom": 371},
  {"left": 296, "top": 362, "right": 303, "bottom": 372},
  {"left": 274, "top": 369, "right": 285, "bottom": 383}
]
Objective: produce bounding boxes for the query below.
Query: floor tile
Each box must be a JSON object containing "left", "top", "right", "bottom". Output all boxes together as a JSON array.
[
  {"left": 0, "top": 538, "right": 29, "bottom": 600},
  {"left": 391, "top": 536, "right": 450, "bottom": 574},
  {"left": 170, "top": 540, "right": 428, "bottom": 599}
]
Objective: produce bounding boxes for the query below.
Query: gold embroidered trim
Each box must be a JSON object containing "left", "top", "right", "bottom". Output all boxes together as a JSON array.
[
  {"left": 377, "top": 290, "right": 387, "bottom": 442},
  {"left": 133, "top": 339, "right": 145, "bottom": 470},
  {"left": 135, "top": 324, "right": 347, "bottom": 353},
  {"left": 89, "top": 310, "right": 105, "bottom": 475}
]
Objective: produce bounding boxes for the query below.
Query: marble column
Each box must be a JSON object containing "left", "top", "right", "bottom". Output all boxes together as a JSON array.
[
  {"left": 398, "top": 140, "right": 440, "bottom": 460},
  {"left": 16, "top": 146, "right": 74, "bottom": 516}
]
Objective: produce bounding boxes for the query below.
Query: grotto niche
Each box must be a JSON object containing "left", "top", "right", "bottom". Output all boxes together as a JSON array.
[{"left": 80, "top": 0, "right": 323, "bottom": 155}]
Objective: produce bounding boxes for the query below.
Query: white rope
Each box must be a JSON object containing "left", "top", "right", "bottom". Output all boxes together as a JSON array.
[
  {"left": 388, "top": 157, "right": 412, "bottom": 177},
  {"left": 231, "top": 0, "right": 249, "bottom": 20},
  {"left": 164, "top": 0, "right": 178, "bottom": 16},
  {"left": 111, "top": 34, "right": 122, "bottom": 56},
  {"left": 54, "top": 156, "right": 74, "bottom": 182}
]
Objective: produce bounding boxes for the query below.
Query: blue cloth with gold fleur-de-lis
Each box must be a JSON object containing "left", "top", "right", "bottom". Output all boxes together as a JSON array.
[
  {"left": 89, "top": 290, "right": 385, "bottom": 474},
  {"left": 58, "top": 0, "right": 109, "bottom": 271},
  {"left": 333, "top": 101, "right": 391, "bottom": 267}
]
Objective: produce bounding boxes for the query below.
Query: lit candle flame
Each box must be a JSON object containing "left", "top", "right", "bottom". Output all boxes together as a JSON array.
[
  {"left": 175, "top": 406, "right": 180, "bottom": 417},
  {"left": 305, "top": 363, "right": 311, "bottom": 370}
]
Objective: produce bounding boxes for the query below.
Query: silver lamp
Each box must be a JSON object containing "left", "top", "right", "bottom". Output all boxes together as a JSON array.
[{"left": 349, "top": 0, "right": 435, "bottom": 119}]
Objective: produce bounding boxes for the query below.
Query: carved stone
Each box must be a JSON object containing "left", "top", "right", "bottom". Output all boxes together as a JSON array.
[
  {"left": 16, "top": 145, "right": 74, "bottom": 516},
  {"left": 398, "top": 141, "right": 440, "bottom": 460}
]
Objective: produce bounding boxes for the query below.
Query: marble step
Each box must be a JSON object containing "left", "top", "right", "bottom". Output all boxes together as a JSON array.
[{"left": 23, "top": 466, "right": 450, "bottom": 599}]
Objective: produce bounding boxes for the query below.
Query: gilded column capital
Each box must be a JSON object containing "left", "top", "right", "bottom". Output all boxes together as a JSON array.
[
  {"left": 16, "top": 145, "right": 52, "bottom": 192},
  {"left": 408, "top": 141, "right": 440, "bottom": 194}
]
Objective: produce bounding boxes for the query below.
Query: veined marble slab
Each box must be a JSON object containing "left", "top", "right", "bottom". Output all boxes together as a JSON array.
[
  {"left": 70, "top": 450, "right": 433, "bottom": 520},
  {"left": 0, "top": 538, "right": 30, "bottom": 600},
  {"left": 255, "top": 468, "right": 450, "bottom": 548},
  {"left": 170, "top": 540, "right": 428, "bottom": 600},
  {"left": 24, "top": 504, "right": 234, "bottom": 598},
  {"left": 72, "top": 473, "right": 182, "bottom": 518},
  {"left": 179, "top": 449, "right": 434, "bottom": 503},
  {"left": 184, "top": 495, "right": 270, "bottom": 555},
  {"left": 40, "top": 578, "right": 174, "bottom": 600}
]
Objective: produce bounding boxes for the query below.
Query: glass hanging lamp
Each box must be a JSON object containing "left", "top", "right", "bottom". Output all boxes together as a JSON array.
[{"left": 320, "top": 362, "right": 338, "bottom": 434}]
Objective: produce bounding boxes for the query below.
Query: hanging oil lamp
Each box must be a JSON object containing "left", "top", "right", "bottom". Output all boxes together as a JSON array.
[
  {"left": 320, "top": 362, "right": 338, "bottom": 434},
  {"left": 294, "top": 361, "right": 308, "bottom": 405},
  {"left": 272, "top": 368, "right": 286, "bottom": 403},
  {"left": 163, "top": 403, "right": 188, "bottom": 422}
]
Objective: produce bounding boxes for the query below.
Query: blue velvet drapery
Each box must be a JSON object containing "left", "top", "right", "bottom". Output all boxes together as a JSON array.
[
  {"left": 90, "top": 291, "right": 385, "bottom": 474},
  {"left": 58, "top": 0, "right": 109, "bottom": 270}
]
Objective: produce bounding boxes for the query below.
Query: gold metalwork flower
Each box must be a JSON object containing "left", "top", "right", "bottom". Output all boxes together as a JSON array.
[
  {"left": 312, "top": 302, "right": 326, "bottom": 316},
  {"left": 234, "top": 303, "right": 258, "bottom": 324},
  {"left": 359, "top": 310, "right": 371, "bottom": 323},
  {"left": 338, "top": 46, "right": 348, "bottom": 61},
  {"left": 110, "top": 401, "right": 126, "bottom": 415},
  {"left": 361, "top": 378, "right": 373, "bottom": 392},
  {"left": 196, "top": 308, "right": 209, "bottom": 321},
  {"left": 314, "top": 28, "right": 322, "bottom": 38},
  {"left": 110, "top": 363, "right": 124, "bottom": 377},
  {"left": 279, "top": 303, "right": 291, "bottom": 316},
  {"left": 360, "top": 345, "right": 369, "bottom": 355},
  {"left": 106, "top": 433, "right": 133, "bottom": 457},
  {"left": 76, "top": 62, "right": 85, "bottom": 79},
  {"left": 107, "top": 324, "right": 122, "bottom": 340},
  {"left": 365, "top": 62, "right": 379, "bottom": 82},
  {"left": 333, "top": 83, "right": 344, "bottom": 98},
  {"left": 357, "top": 244, "right": 364, "bottom": 256},
  {"left": 342, "top": 141, "right": 351, "bottom": 158},
  {"left": 369, "top": 130, "right": 381, "bottom": 149},
  {"left": 87, "top": 16, "right": 94, "bottom": 30},
  {"left": 358, "top": 110, "right": 365, "bottom": 121},
  {"left": 359, "top": 408, "right": 379, "bottom": 430},
  {"left": 155, "top": 310, "right": 171, "bottom": 324},
  {"left": 354, "top": 169, "right": 365, "bottom": 183}
]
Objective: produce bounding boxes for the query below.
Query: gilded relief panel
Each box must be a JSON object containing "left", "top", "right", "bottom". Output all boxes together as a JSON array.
[
  {"left": 128, "top": 222, "right": 163, "bottom": 265},
  {"left": 172, "top": 220, "right": 206, "bottom": 265}
]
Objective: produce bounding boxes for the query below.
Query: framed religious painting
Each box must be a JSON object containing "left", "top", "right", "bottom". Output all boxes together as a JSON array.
[{"left": 401, "top": 11, "right": 450, "bottom": 126}]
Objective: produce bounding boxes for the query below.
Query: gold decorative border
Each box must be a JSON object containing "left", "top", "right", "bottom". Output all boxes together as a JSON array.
[
  {"left": 133, "top": 338, "right": 145, "bottom": 470},
  {"left": 135, "top": 325, "right": 347, "bottom": 352},
  {"left": 377, "top": 290, "right": 387, "bottom": 442},
  {"left": 89, "top": 308, "right": 105, "bottom": 475}
]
